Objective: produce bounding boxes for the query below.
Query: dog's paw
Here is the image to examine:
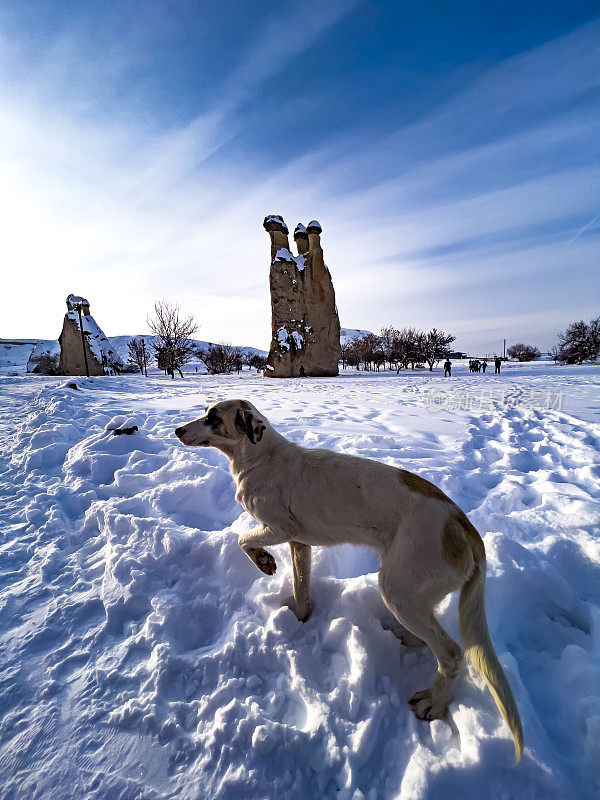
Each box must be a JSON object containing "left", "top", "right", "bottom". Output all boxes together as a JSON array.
[
  {"left": 408, "top": 689, "right": 447, "bottom": 721},
  {"left": 255, "top": 549, "right": 277, "bottom": 575}
]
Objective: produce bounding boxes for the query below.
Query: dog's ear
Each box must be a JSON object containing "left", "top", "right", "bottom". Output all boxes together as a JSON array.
[{"left": 234, "top": 408, "right": 265, "bottom": 444}]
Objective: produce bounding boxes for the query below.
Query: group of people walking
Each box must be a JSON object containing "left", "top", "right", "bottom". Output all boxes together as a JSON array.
[
  {"left": 443, "top": 357, "right": 503, "bottom": 377},
  {"left": 469, "top": 359, "right": 487, "bottom": 373}
]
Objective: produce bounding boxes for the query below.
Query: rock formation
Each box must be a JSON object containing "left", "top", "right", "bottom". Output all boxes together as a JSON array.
[
  {"left": 27, "top": 341, "right": 61, "bottom": 374},
  {"left": 58, "top": 294, "right": 123, "bottom": 376},
  {"left": 263, "top": 215, "right": 341, "bottom": 377}
]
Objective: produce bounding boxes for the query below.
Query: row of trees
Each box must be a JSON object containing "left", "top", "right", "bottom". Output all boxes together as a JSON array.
[
  {"left": 127, "top": 301, "right": 267, "bottom": 377},
  {"left": 131, "top": 307, "right": 457, "bottom": 377},
  {"left": 132, "top": 307, "right": 457, "bottom": 376},
  {"left": 199, "top": 343, "right": 266, "bottom": 374},
  {"left": 345, "top": 316, "right": 600, "bottom": 370},
  {"left": 341, "top": 327, "right": 456, "bottom": 371},
  {"left": 509, "top": 318, "right": 600, "bottom": 364},
  {"left": 128, "top": 302, "right": 599, "bottom": 378}
]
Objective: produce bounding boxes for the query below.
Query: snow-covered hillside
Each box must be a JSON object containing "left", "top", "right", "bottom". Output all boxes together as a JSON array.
[
  {"left": 0, "top": 338, "right": 267, "bottom": 376},
  {"left": 340, "top": 327, "right": 374, "bottom": 344},
  {"left": 0, "top": 340, "right": 47, "bottom": 375},
  {"left": 108, "top": 336, "right": 266, "bottom": 367},
  {"left": 0, "top": 362, "right": 598, "bottom": 799}
]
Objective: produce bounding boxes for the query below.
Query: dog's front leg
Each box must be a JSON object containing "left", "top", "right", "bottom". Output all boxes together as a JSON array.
[
  {"left": 238, "top": 525, "right": 289, "bottom": 576},
  {"left": 289, "top": 541, "right": 312, "bottom": 622}
]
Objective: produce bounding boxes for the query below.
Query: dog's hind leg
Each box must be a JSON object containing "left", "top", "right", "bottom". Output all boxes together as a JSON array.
[
  {"left": 379, "top": 574, "right": 462, "bottom": 721},
  {"left": 238, "top": 525, "right": 289, "bottom": 575},
  {"left": 289, "top": 541, "right": 312, "bottom": 621},
  {"left": 400, "top": 630, "right": 427, "bottom": 648}
]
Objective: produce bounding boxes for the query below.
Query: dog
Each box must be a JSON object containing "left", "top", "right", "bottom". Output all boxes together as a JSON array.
[{"left": 175, "top": 399, "right": 523, "bottom": 760}]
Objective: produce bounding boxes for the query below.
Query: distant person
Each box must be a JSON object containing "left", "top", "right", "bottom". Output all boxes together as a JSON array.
[
  {"left": 444, "top": 359, "right": 452, "bottom": 377},
  {"left": 494, "top": 357, "right": 502, "bottom": 374},
  {"left": 482, "top": 360, "right": 487, "bottom": 373}
]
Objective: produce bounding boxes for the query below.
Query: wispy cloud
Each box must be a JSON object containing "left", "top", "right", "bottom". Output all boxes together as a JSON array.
[
  {"left": 566, "top": 211, "right": 600, "bottom": 245},
  {"left": 0, "top": 7, "right": 597, "bottom": 354}
]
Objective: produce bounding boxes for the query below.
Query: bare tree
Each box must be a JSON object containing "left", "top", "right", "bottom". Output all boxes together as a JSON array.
[
  {"left": 127, "top": 337, "right": 150, "bottom": 376},
  {"left": 380, "top": 326, "right": 400, "bottom": 370},
  {"left": 231, "top": 347, "right": 244, "bottom": 373},
  {"left": 340, "top": 340, "right": 352, "bottom": 369},
  {"left": 355, "top": 333, "right": 381, "bottom": 371},
  {"left": 506, "top": 343, "right": 541, "bottom": 362},
  {"left": 147, "top": 301, "right": 198, "bottom": 378},
  {"left": 395, "top": 327, "right": 425, "bottom": 369},
  {"left": 344, "top": 337, "right": 363, "bottom": 369},
  {"left": 394, "top": 328, "right": 415, "bottom": 370},
  {"left": 423, "top": 328, "right": 457, "bottom": 371}
]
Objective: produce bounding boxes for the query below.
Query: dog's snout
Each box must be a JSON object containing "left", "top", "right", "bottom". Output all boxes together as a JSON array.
[{"left": 175, "top": 426, "right": 187, "bottom": 439}]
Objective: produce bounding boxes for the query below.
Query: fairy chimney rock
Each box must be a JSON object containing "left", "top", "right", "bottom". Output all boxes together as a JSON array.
[
  {"left": 293, "top": 223, "right": 309, "bottom": 255},
  {"left": 263, "top": 214, "right": 341, "bottom": 378},
  {"left": 58, "top": 293, "right": 123, "bottom": 376},
  {"left": 264, "top": 214, "right": 290, "bottom": 260}
]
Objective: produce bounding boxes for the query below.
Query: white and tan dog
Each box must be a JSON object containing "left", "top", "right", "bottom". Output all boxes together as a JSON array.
[{"left": 175, "top": 399, "right": 523, "bottom": 760}]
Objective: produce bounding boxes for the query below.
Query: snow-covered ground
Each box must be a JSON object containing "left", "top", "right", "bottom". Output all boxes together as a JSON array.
[{"left": 0, "top": 362, "right": 598, "bottom": 800}]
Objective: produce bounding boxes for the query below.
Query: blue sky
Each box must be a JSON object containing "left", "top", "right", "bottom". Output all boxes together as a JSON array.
[{"left": 1, "top": 1, "right": 598, "bottom": 353}]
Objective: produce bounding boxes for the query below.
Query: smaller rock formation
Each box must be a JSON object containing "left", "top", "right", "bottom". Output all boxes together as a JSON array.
[
  {"left": 58, "top": 294, "right": 123, "bottom": 376},
  {"left": 27, "top": 341, "right": 61, "bottom": 374},
  {"left": 264, "top": 215, "right": 341, "bottom": 377}
]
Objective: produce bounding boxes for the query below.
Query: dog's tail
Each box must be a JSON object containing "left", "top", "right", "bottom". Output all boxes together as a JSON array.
[{"left": 459, "top": 555, "right": 524, "bottom": 762}]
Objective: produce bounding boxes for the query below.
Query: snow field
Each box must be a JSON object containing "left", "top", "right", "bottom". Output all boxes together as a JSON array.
[{"left": 0, "top": 363, "right": 598, "bottom": 799}]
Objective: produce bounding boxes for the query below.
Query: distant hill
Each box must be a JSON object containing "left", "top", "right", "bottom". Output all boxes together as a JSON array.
[
  {"left": 1, "top": 340, "right": 56, "bottom": 375},
  {"left": 340, "top": 327, "right": 374, "bottom": 344}
]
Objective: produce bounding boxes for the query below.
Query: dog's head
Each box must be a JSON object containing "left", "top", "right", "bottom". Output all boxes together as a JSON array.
[{"left": 175, "top": 399, "right": 266, "bottom": 450}]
